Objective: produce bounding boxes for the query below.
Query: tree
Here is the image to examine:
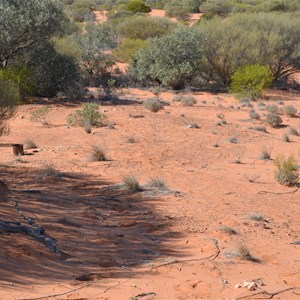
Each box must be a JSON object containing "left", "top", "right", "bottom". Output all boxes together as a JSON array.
[
  {"left": 130, "top": 27, "right": 203, "bottom": 89},
  {"left": 197, "top": 13, "right": 300, "bottom": 86},
  {"left": 0, "top": 80, "right": 18, "bottom": 136},
  {"left": 0, "top": 0, "right": 67, "bottom": 66}
]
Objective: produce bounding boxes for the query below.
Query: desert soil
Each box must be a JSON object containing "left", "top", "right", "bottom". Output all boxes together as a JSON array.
[{"left": 0, "top": 87, "right": 299, "bottom": 300}]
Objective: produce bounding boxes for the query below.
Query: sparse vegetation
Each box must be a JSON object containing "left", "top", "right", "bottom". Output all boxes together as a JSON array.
[
  {"left": 142, "top": 98, "right": 164, "bottom": 112},
  {"left": 265, "top": 113, "right": 282, "bottom": 128},
  {"left": 67, "top": 103, "right": 106, "bottom": 127},
  {"left": 126, "top": 136, "right": 137, "bottom": 143},
  {"left": 274, "top": 154, "right": 299, "bottom": 186},
  {"left": 282, "top": 134, "right": 290, "bottom": 142},
  {"left": 147, "top": 177, "right": 167, "bottom": 191},
  {"left": 288, "top": 127, "right": 299, "bottom": 136},
  {"left": 249, "top": 110, "right": 260, "bottom": 120},
  {"left": 41, "top": 164, "right": 62, "bottom": 179},
  {"left": 259, "top": 147, "right": 271, "bottom": 160},
  {"left": 24, "top": 140, "right": 37, "bottom": 150},
  {"left": 248, "top": 213, "right": 265, "bottom": 222},
  {"left": 248, "top": 126, "right": 267, "bottom": 133},
  {"left": 87, "top": 146, "right": 107, "bottom": 162},
  {"left": 180, "top": 96, "right": 196, "bottom": 106},
  {"left": 219, "top": 226, "right": 237, "bottom": 235},
  {"left": 122, "top": 175, "right": 142, "bottom": 192},
  {"left": 30, "top": 107, "right": 50, "bottom": 125},
  {"left": 284, "top": 105, "right": 297, "bottom": 117},
  {"left": 235, "top": 243, "right": 259, "bottom": 262}
]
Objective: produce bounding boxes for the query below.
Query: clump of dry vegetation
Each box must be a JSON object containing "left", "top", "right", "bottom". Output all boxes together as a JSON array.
[
  {"left": 219, "top": 226, "right": 238, "bottom": 235},
  {"left": 122, "top": 175, "right": 142, "bottom": 192},
  {"left": 180, "top": 96, "right": 196, "bottom": 106},
  {"left": 142, "top": 98, "right": 164, "bottom": 112},
  {"left": 24, "top": 139, "right": 37, "bottom": 150},
  {"left": 259, "top": 147, "right": 271, "bottom": 160},
  {"left": 284, "top": 105, "right": 297, "bottom": 117},
  {"left": 265, "top": 113, "right": 282, "bottom": 128},
  {"left": 87, "top": 146, "right": 107, "bottom": 162},
  {"left": 274, "top": 155, "right": 299, "bottom": 186},
  {"left": 41, "top": 164, "right": 62, "bottom": 179}
]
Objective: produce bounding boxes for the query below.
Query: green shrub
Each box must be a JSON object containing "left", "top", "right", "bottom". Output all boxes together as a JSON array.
[
  {"left": 113, "top": 38, "right": 149, "bottom": 63},
  {"left": 230, "top": 64, "right": 273, "bottom": 99},
  {"left": 67, "top": 103, "right": 106, "bottom": 127},
  {"left": 29, "top": 42, "right": 80, "bottom": 97},
  {"left": 0, "top": 66, "right": 34, "bottom": 99},
  {"left": 126, "top": 0, "right": 151, "bottom": 13},
  {"left": 130, "top": 27, "right": 203, "bottom": 89},
  {"left": 0, "top": 80, "right": 18, "bottom": 136},
  {"left": 197, "top": 13, "right": 300, "bottom": 86},
  {"left": 30, "top": 107, "right": 50, "bottom": 125},
  {"left": 274, "top": 155, "right": 299, "bottom": 186},
  {"left": 116, "top": 15, "right": 175, "bottom": 40}
]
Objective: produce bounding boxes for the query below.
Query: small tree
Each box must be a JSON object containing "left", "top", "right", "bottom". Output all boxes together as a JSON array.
[
  {"left": 0, "top": 80, "right": 18, "bottom": 135},
  {"left": 230, "top": 64, "right": 273, "bottom": 99}
]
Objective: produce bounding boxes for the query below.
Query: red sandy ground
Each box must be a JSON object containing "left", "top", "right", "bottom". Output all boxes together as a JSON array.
[{"left": 0, "top": 87, "right": 299, "bottom": 299}]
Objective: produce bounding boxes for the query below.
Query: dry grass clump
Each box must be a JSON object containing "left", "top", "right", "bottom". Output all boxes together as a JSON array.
[
  {"left": 126, "top": 136, "right": 137, "bottom": 143},
  {"left": 285, "top": 105, "right": 297, "bottom": 117},
  {"left": 41, "top": 164, "right": 62, "bottom": 179},
  {"left": 83, "top": 120, "right": 92, "bottom": 134},
  {"left": 249, "top": 110, "right": 260, "bottom": 120},
  {"left": 219, "top": 226, "right": 238, "bottom": 235},
  {"left": 122, "top": 175, "right": 142, "bottom": 192},
  {"left": 147, "top": 177, "right": 168, "bottom": 191},
  {"left": 143, "top": 98, "right": 164, "bottom": 112},
  {"left": 248, "top": 213, "right": 265, "bottom": 222},
  {"left": 248, "top": 126, "right": 267, "bottom": 133},
  {"left": 265, "top": 113, "right": 282, "bottom": 128},
  {"left": 87, "top": 146, "right": 107, "bottom": 162},
  {"left": 24, "top": 139, "right": 37, "bottom": 150},
  {"left": 235, "top": 244, "right": 259, "bottom": 262},
  {"left": 266, "top": 104, "right": 279, "bottom": 114},
  {"left": 282, "top": 134, "right": 290, "bottom": 142},
  {"left": 274, "top": 154, "right": 299, "bottom": 186},
  {"left": 259, "top": 147, "right": 271, "bottom": 160}
]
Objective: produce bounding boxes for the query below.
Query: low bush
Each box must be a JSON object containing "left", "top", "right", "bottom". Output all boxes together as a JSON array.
[
  {"left": 67, "top": 103, "right": 106, "bottom": 127},
  {"left": 142, "top": 98, "right": 164, "bottom": 112},
  {"left": 230, "top": 64, "right": 273, "bottom": 99},
  {"left": 122, "top": 175, "right": 142, "bottom": 192},
  {"left": 87, "top": 146, "right": 107, "bottom": 162},
  {"left": 274, "top": 155, "right": 299, "bottom": 186},
  {"left": 180, "top": 96, "right": 196, "bottom": 106},
  {"left": 126, "top": 1, "right": 151, "bottom": 13},
  {"left": 285, "top": 105, "right": 297, "bottom": 117},
  {"left": 265, "top": 113, "right": 282, "bottom": 128}
]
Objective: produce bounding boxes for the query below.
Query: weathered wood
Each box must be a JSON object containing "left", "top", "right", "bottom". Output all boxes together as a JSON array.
[{"left": 0, "top": 219, "right": 60, "bottom": 255}]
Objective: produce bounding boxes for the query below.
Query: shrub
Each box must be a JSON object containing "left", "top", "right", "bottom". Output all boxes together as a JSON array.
[
  {"left": 67, "top": 103, "right": 106, "bottom": 127},
  {"left": 285, "top": 105, "right": 297, "bottom": 117},
  {"left": 288, "top": 127, "right": 299, "bottom": 136},
  {"left": 249, "top": 110, "right": 260, "bottom": 120},
  {"left": 180, "top": 96, "right": 196, "bottom": 106},
  {"left": 230, "top": 64, "right": 273, "bottom": 99},
  {"left": 282, "top": 134, "right": 290, "bottom": 142},
  {"left": 274, "top": 155, "right": 299, "bottom": 186},
  {"left": 122, "top": 175, "right": 142, "bottom": 192},
  {"left": 266, "top": 104, "right": 279, "bottom": 114},
  {"left": 197, "top": 13, "right": 300, "bottom": 86},
  {"left": 125, "top": 1, "right": 151, "bottom": 13},
  {"left": 147, "top": 177, "right": 167, "bottom": 190},
  {"left": 41, "top": 164, "right": 62, "bottom": 179},
  {"left": 87, "top": 146, "right": 107, "bottom": 162},
  {"left": 28, "top": 42, "right": 80, "bottom": 97},
  {"left": 265, "top": 113, "right": 282, "bottom": 128},
  {"left": 259, "top": 147, "right": 271, "bottom": 160},
  {"left": 116, "top": 15, "right": 175, "bottom": 40},
  {"left": 113, "top": 38, "right": 149, "bottom": 63},
  {"left": 30, "top": 107, "right": 50, "bottom": 125},
  {"left": 142, "top": 98, "right": 164, "bottom": 112},
  {"left": 130, "top": 27, "right": 203, "bottom": 89},
  {"left": 0, "top": 80, "right": 18, "bottom": 136}
]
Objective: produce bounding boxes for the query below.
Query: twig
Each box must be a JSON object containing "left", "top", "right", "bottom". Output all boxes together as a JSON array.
[
  {"left": 17, "top": 281, "right": 92, "bottom": 300},
  {"left": 145, "top": 234, "right": 161, "bottom": 243},
  {"left": 151, "top": 238, "right": 220, "bottom": 270},
  {"left": 257, "top": 187, "right": 299, "bottom": 195},
  {"left": 130, "top": 292, "right": 157, "bottom": 300},
  {"left": 234, "top": 287, "right": 298, "bottom": 300}
]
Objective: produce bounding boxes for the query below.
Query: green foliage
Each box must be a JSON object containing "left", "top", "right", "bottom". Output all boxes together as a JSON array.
[
  {"left": 274, "top": 155, "right": 299, "bottom": 186},
  {"left": 0, "top": 66, "right": 34, "bottom": 99},
  {"left": 0, "top": 0, "right": 67, "bottom": 64},
  {"left": 113, "top": 38, "right": 149, "bottom": 62},
  {"left": 130, "top": 27, "right": 203, "bottom": 89},
  {"left": 126, "top": 1, "right": 151, "bottom": 13},
  {"left": 230, "top": 64, "right": 273, "bottom": 99},
  {"left": 67, "top": 103, "right": 106, "bottom": 127},
  {"left": 77, "top": 24, "right": 116, "bottom": 84},
  {"left": 116, "top": 15, "right": 175, "bottom": 40},
  {"left": 165, "top": 0, "right": 203, "bottom": 19},
  {"left": 30, "top": 107, "right": 50, "bottom": 125},
  {"left": 197, "top": 13, "right": 300, "bottom": 86},
  {"left": 28, "top": 42, "right": 80, "bottom": 97},
  {"left": 0, "top": 80, "right": 18, "bottom": 136},
  {"left": 52, "top": 36, "right": 82, "bottom": 60}
]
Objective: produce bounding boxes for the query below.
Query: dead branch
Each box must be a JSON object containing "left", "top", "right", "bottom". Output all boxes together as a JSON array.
[
  {"left": 0, "top": 219, "right": 60, "bottom": 255},
  {"left": 130, "top": 292, "right": 157, "bottom": 300},
  {"left": 257, "top": 187, "right": 299, "bottom": 195},
  {"left": 17, "top": 281, "right": 92, "bottom": 300},
  {"left": 234, "top": 287, "right": 298, "bottom": 300}
]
